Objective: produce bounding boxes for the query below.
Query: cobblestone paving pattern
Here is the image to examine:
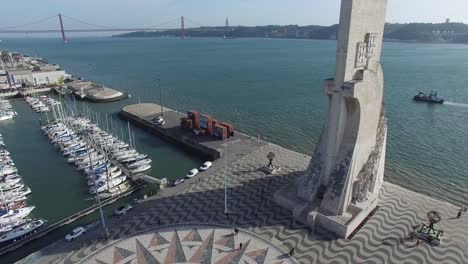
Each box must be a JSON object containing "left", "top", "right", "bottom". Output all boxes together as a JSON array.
[{"left": 19, "top": 144, "right": 468, "bottom": 264}]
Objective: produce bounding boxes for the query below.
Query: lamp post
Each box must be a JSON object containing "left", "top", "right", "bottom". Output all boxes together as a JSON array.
[
  {"left": 224, "top": 138, "right": 228, "bottom": 214},
  {"left": 157, "top": 77, "right": 163, "bottom": 117}
]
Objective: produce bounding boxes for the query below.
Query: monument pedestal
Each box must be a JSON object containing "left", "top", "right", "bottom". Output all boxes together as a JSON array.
[{"left": 275, "top": 185, "right": 379, "bottom": 238}]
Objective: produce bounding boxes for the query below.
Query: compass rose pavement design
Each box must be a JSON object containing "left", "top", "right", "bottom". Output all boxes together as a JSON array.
[{"left": 81, "top": 224, "right": 296, "bottom": 264}]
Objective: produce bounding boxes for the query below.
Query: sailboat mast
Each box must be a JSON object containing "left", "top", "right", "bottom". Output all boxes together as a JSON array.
[{"left": 127, "top": 122, "right": 132, "bottom": 148}]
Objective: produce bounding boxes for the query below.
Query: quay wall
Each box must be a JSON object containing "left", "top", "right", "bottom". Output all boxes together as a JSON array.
[{"left": 118, "top": 110, "right": 221, "bottom": 161}]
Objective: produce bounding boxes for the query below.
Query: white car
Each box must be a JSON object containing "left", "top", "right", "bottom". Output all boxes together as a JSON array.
[
  {"left": 199, "top": 161, "right": 212, "bottom": 171},
  {"left": 175, "top": 179, "right": 185, "bottom": 185},
  {"left": 114, "top": 204, "right": 133, "bottom": 216},
  {"left": 153, "top": 116, "right": 165, "bottom": 125},
  {"left": 187, "top": 168, "right": 199, "bottom": 178},
  {"left": 65, "top": 227, "right": 86, "bottom": 241}
]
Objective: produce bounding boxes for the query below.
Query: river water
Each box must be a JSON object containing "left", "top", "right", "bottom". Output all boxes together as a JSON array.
[{"left": 0, "top": 37, "right": 467, "bottom": 260}]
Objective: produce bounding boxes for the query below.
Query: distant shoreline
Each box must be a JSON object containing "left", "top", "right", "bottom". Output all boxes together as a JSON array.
[{"left": 110, "top": 35, "right": 467, "bottom": 45}]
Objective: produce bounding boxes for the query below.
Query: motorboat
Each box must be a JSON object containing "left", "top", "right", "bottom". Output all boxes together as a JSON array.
[
  {"left": 0, "top": 114, "right": 14, "bottom": 121},
  {"left": 87, "top": 169, "right": 122, "bottom": 186},
  {"left": 127, "top": 159, "right": 152, "bottom": 169},
  {"left": 0, "top": 219, "right": 28, "bottom": 233},
  {"left": 130, "top": 164, "right": 151, "bottom": 174},
  {"left": 90, "top": 176, "right": 127, "bottom": 194},
  {"left": 0, "top": 167, "right": 18, "bottom": 176},
  {"left": 413, "top": 91, "right": 444, "bottom": 104},
  {"left": 0, "top": 219, "right": 47, "bottom": 246}
]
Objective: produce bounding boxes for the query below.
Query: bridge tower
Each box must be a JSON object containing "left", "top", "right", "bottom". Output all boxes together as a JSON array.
[
  {"left": 58, "top": 13, "right": 67, "bottom": 43},
  {"left": 181, "top": 16, "right": 185, "bottom": 39}
]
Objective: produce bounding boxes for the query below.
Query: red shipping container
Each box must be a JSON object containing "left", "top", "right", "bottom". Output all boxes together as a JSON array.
[
  {"left": 200, "top": 114, "right": 213, "bottom": 124},
  {"left": 187, "top": 111, "right": 200, "bottom": 119},
  {"left": 206, "top": 121, "right": 214, "bottom": 136},
  {"left": 212, "top": 119, "right": 220, "bottom": 126},
  {"left": 186, "top": 119, "right": 193, "bottom": 129},
  {"left": 220, "top": 122, "right": 235, "bottom": 136},
  {"left": 193, "top": 117, "right": 200, "bottom": 129},
  {"left": 213, "top": 124, "right": 227, "bottom": 139}
]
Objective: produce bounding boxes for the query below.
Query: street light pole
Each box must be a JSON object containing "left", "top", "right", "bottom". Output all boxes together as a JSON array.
[
  {"left": 157, "top": 77, "right": 163, "bottom": 117},
  {"left": 224, "top": 138, "right": 228, "bottom": 214},
  {"left": 88, "top": 136, "right": 110, "bottom": 239}
]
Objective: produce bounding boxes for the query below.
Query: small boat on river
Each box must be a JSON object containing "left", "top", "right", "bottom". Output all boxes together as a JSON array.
[{"left": 413, "top": 91, "right": 444, "bottom": 104}]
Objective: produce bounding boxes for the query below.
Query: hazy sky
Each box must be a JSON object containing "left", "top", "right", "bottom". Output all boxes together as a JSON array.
[{"left": 0, "top": 0, "right": 466, "bottom": 30}]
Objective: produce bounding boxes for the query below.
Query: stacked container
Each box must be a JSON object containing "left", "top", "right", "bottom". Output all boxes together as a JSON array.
[
  {"left": 214, "top": 124, "right": 228, "bottom": 140},
  {"left": 220, "top": 122, "right": 235, "bottom": 137},
  {"left": 200, "top": 114, "right": 214, "bottom": 136},
  {"left": 186, "top": 119, "right": 193, "bottom": 129},
  {"left": 187, "top": 111, "right": 200, "bottom": 128}
]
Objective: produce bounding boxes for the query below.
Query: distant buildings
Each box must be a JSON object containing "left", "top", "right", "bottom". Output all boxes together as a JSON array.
[{"left": 0, "top": 51, "right": 69, "bottom": 89}]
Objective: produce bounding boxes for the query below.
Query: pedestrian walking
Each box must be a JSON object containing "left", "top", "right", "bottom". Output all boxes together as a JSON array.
[
  {"left": 289, "top": 247, "right": 295, "bottom": 256},
  {"left": 157, "top": 216, "right": 161, "bottom": 225},
  {"left": 239, "top": 242, "right": 243, "bottom": 249},
  {"left": 416, "top": 240, "right": 420, "bottom": 247},
  {"left": 457, "top": 210, "right": 462, "bottom": 219},
  {"left": 234, "top": 228, "right": 239, "bottom": 235}
]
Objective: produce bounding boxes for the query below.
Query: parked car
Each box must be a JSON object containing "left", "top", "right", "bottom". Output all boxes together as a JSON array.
[
  {"left": 187, "top": 168, "right": 199, "bottom": 178},
  {"left": 199, "top": 161, "right": 212, "bottom": 171},
  {"left": 65, "top": 227, "right": 86, "bottom": 241},
  {"left": 175, "top": 178, "right": 185, "bottom": 185},
  {"left": 114, "top": 204, "right": 133, "bottom": 216},
  {"left": 152, "top": 116, "right": 165, "bottom": 125}
]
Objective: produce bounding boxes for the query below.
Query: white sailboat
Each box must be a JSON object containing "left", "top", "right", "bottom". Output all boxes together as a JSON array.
[{"left": 0, "top": 206, "right": 35, "bottom": 225}]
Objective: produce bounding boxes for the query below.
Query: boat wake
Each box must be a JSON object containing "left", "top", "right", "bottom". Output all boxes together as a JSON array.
[{"left": 444, "top": 102, "right": 468, "bottom": 108}]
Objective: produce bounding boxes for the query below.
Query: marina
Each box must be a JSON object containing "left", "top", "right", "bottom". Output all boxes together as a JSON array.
[
  {"left": 0, "top": 102, "right": 45, "bottom": 248},
  {"left": 0, "top": 97, "right": 202, "bottom": 261}
]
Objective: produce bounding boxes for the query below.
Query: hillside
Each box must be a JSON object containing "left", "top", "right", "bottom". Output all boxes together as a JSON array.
[{"left": 115, "top": 22, "right": 468, "bottom": 44}]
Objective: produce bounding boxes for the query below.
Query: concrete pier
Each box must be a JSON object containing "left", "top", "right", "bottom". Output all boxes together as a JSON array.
[
  {"left": 67, "top": 81, "right": 126, "bottom": 102},
  {"left": 118, "top": 103, "right": 265, "bottom": 162}
]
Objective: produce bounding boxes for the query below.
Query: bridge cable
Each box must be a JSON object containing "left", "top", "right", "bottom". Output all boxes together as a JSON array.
[
  {"left": 62, "top": 14, "right": 180, "bottom": 30},
  {"left": 0, "top": 15, "right": 57, "bottom": 30},
  {"left": 61, "top": 14, "right": 117, "bottom": 29}
]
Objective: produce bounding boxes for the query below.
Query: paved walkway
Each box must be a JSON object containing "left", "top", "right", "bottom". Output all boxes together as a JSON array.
[
  {"left": 20, "top": 143, "right": 468, "bottom": 264},
  {"left": 80, "top": 224, "right": 296, "bottom": 264}
]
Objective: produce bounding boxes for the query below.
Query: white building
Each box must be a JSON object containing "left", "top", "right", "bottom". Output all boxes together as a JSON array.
[
  {"left": 7, "top": 69, "right": 33, "bottom": 86},
  {"left": 32, "top": 70, "right": 67, "bottom": 86},
  {"left": 7, "top": 69, "right": 67, "bottom": 86}
]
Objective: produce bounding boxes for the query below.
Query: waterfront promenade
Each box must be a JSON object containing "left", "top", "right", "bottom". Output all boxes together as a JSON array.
[{"left": 19, "top": 142, "right": 468, "bottom": 264}]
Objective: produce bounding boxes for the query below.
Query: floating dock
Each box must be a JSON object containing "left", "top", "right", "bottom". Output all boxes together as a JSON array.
[{"left": 118, "top": 103, "right": 264, "bottom": 161}]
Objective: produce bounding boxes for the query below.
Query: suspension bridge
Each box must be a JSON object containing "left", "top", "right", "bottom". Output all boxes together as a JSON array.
[{"left": 0, "top": 14, "right": 222, "bottom": 42}]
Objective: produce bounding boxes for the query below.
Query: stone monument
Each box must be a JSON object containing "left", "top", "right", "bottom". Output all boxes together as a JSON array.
[{"left": 274, "top": 0, "right": 388, "bottom": 238}]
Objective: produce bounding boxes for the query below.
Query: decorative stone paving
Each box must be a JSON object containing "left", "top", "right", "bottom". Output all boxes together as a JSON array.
[
  {"left": 80, "top": 224, "right": 296, "bottom": 264},
  {"left": 19, "top": 143, "right": 468, "bottom": 264}
]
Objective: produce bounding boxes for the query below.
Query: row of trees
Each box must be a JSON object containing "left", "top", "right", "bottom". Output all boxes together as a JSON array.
[{"left": 0, "top": 51, "right": 21, "bottom": 69}]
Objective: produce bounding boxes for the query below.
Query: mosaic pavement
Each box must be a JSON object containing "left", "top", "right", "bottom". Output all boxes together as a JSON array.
[
  {"left": 81, "top": 224, "right": 296, "bottom": 264},
  {"left": 20, "top": 143, "right": 468, "bottom": 264}
]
